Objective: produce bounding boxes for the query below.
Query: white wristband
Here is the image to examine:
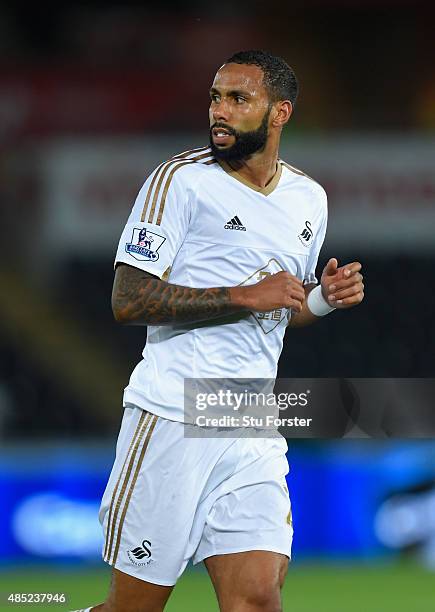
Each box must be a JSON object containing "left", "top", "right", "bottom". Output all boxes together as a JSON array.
[{"left": 306, "top": 285, "right": 336, "bottom": 317}]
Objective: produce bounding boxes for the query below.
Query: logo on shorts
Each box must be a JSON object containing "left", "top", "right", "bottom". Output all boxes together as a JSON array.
[
  {"left": 127, "top": 539, "right": 153, "bottom": 566},
  {"left": 125, "top": 228, "right": 166, "bottom": 262}
]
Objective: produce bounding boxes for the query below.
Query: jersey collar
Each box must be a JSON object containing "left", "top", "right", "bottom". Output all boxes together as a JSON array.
[{"left": 217, "top": 159, "right": 282, "bottom": 196}]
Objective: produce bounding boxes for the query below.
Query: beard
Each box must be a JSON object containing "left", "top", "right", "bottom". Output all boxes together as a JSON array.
[{"left": 209, "top": 106, "right": 271, "bottom": 162}]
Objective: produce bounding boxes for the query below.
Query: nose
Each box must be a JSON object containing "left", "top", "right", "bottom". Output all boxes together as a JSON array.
[{"left": 211, "top": 98, "right": 230, "bottom": 123}]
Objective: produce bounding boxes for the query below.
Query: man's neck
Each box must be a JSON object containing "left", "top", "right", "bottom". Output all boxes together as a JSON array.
[{"left": 225, "top": 143, "right": 280, "bottom": 189}]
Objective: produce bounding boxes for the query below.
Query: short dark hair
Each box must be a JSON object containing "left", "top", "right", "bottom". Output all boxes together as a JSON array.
[{"left": 225, "top": 50, "right": 298, "bottom": 106}]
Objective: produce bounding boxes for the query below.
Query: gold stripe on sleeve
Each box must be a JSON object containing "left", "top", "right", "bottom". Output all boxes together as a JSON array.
[
  {"left": 104, "top": 412, "right": 151, "bottom": 564},
  {"left": 171, "top": 145, "right": 210, "bottom": 160},
  {"left": 155, "top": 157, "right": 217, "bottom": 225},
  {"left": 140, "top": 147, "right": 210, "bottom": 222},
  {"left": 155, "top": 161, "right": 195, "bottom": 226},
  {"left": 140, "top": 162, "right": 167, "bottom": 223},
  {"left": 148, "top": 150, "right": 212, "bottom": 225},
  {"left": 111, "top": 414, "right": 158, "bottom": 565},
  {"left": 146, "top": 159, "right": 187, "bottom": 224},
  {"left": 155, "top": 157, "right": 216, "bottom": 226}
]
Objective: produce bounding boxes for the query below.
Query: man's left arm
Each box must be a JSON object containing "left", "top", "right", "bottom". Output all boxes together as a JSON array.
[{"left": 288, "top": 258, "right": 364, "bottom": 328}]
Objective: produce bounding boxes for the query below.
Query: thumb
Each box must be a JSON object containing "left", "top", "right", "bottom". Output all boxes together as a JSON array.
[{"left": 324, "top": 258, "right": 338, "bottom": 276}]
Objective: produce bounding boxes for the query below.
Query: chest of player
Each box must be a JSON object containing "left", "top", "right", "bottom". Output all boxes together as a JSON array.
[{"left": 187, "top": 174, "right": 319, "bottom": 256}]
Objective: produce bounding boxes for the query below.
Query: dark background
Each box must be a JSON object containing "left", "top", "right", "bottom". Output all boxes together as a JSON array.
[
  {"left": 0, "top": 0, "right": 434, "bottom": 438},
  {"left": 1, "top": 3, "right": 435, "bottom": 601}
]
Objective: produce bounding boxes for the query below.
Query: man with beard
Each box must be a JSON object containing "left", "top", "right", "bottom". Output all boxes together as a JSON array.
[{"left": 85, "top": 50, "right": 364, "bottom": 612}]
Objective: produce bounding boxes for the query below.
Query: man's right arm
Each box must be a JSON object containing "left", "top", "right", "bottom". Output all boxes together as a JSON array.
[{"left": 112, "top": 264, "right": 305, "bottom": 326}]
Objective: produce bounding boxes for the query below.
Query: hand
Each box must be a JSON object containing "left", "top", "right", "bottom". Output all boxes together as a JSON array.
[
  {"left": 320, "top": 258, "right": 364, "bottom": 309},
  {"left": 232, "top": 271, "right": 305, "bottom": 313}
]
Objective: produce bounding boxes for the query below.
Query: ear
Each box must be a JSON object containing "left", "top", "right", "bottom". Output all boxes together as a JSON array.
[{"left": 271, "top": 100, "right": 293, "bottom": 128}]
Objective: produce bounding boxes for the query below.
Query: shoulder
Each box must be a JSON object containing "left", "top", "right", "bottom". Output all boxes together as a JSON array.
[
  {"left": 150, "top": 146, "right": 217, "bottom": 185},
  {"left": 136, "top": 146, "right": 216, "bottom": 224},
  {"left": 279, "top": 159, "right": 327, "bottom": 205}
]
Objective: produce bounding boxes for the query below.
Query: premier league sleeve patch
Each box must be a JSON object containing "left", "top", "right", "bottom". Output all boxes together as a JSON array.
[{"left": 125, "top": 227, "right": 166, "bottom": 262}]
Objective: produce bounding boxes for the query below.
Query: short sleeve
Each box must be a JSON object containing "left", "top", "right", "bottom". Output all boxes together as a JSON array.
[
  {"left": 303, "top": 188, "right": 328, "bottom": 285},
  {"left": 114, "top": 164, "right": 192, "bottom": 279}
]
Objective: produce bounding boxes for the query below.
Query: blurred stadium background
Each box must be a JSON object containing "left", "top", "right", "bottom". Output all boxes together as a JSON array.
[{"left": 1, "top": 1, "right": 435, "bottom": 610}]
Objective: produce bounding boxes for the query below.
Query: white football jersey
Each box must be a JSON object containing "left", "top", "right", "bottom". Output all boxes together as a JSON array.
[{"left": 114, "top": 146, "right": 328, "bottom": 422}]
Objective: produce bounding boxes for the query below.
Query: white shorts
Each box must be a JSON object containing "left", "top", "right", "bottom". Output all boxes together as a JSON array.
[{"left": 99, "top": 405, "right": 293, "bottom": 586}]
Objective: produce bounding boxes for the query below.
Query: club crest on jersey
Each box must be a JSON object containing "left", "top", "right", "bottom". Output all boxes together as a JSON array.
[
  {"left": 298, "top": 221, "right": 313, "bottom": 247},
  {"left": 239, "top": 259, "right": 290, "bottom": 334},
  {"left": 126, "top": 228, "right": 166, "bottom": 262}
]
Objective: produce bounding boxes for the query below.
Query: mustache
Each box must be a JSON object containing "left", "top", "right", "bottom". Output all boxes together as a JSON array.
[{"left": 210, "top": 122, "right": 237, "bottom": 136}]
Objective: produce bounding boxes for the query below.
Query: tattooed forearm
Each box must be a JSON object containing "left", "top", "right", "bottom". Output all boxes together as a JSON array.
[{"left": 112, "top": 264, "right": 246, "bottom": 325}]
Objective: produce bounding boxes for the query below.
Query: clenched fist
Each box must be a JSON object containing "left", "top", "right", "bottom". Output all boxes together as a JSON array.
[{"left": 231, "top": 271, "right": 305, "bottom": 313}]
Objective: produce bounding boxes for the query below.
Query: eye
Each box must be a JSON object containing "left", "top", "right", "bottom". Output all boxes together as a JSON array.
[
  {"left": 210, "top": 93, "right": 220, "bottom": 103},
  {"left": 235, "top": 96, "right": 246, "bottom": 104}
]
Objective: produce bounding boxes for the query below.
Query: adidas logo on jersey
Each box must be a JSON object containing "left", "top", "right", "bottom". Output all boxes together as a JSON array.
[{"left": 224, "top": 216, "right": 246, "bottom": 231}]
